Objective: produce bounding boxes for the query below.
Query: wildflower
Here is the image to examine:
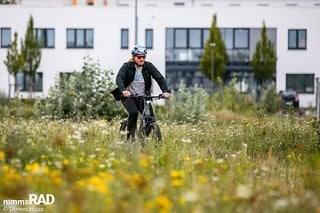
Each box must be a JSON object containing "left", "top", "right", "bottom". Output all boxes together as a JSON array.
[
  {"left": 235, "top": 184, "right": 253, "bottom": 200},
  {"left": 171, "top": 179, "right": 184, "bottom": 187},
  {"left": 170, "top": 170, "right": 185, "bottom": 187},
  {"left": 132, "top": 174, "right": 147, "bottom": 191},
  {"left": 49, "top": 170, "right": 63, "bottom": 186},
  {"left": 170, "top": 170, "right": 185, "bottom": 179},
  {"left": 155, "top": 195, "right": 172, "bottom": 213},
  {"left": 183, "top": 190, "right": 198, "bottom": 202},
  {"left": 197, "top": 175, "right": 208, "bottom": 185},
  {"left": 25, "top": 163, "right": 49, "bottom": 175},
  {"left": 139, "top": 155, "right": 151, "bottom": 168},
  {"left": 181, "top": 137, "right": 192, "bottom": 143},
  {"left": 0, "top": 151, "right": 5, "bottom": 161},
  {"left": 217, "top": 158, "right": 224, "bottom": 164},
  {"left": 183, "top": 156, "right": 190, "bottom": 161}
]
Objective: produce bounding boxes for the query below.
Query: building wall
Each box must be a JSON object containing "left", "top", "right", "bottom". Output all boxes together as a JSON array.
[{"left": 1, "top": 0, "right": 320, "bottom": 107}]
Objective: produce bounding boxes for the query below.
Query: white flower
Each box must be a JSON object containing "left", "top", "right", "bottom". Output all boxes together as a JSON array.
[
  {"left": 217, "top": 158, "right": 224, "bottom": 164},
  {"left": 236, "top": 184, "right": 253, "bottom": 199},
  {"left": 181, "top": 138, "right": 192, "bottom": 143},
  {"left": 183, "top": 191, "right": 198, "bottom": 202}
]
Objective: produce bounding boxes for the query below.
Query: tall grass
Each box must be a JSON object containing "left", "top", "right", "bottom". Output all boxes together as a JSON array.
[{"left": 0, "top": 114, "right": 319, "bottom": 212}]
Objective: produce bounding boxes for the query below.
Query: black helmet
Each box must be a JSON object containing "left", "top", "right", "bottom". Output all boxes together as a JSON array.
[{"left": 131, "top": 45, "right": 147, "bottom": 56}]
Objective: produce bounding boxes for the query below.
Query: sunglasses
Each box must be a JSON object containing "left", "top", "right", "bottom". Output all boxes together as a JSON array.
[{"left": 136, "top": 55, "right": 146, "bottom": 60}]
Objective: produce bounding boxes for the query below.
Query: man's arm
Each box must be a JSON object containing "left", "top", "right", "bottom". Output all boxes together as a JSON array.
[
  {"left": 116, "top": 63, "right": 128, "bottom": 93},
  {"left": 148, "top": 62, "right": 171, "bottom": 94}
]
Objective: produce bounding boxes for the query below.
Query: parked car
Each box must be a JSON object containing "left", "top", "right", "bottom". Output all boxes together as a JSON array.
[{"left": 280, "top": 90, "right": 299, "bottom": 108}]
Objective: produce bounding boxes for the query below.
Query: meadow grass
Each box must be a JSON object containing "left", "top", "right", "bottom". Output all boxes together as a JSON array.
[{"left": 0, "top": 112, "right": 319, "bottom": 213}]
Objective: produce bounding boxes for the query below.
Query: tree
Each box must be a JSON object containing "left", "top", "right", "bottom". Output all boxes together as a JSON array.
[
  {"left": 200, "top": 14, "right": 228, "bottom": 84},
  {"left": 251, "top": 21, "right": 277, "bottom": 101},
  {"left": 3, "top": 32, "right": 24, "bottom": 98},
  {"left": 20, "top": 15, "right": 42, "bottom": 98}
]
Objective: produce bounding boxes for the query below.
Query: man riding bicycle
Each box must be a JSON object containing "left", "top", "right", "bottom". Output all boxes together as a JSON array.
[{"left": 114, "top": 45, "right": 171, "bottom": 142}]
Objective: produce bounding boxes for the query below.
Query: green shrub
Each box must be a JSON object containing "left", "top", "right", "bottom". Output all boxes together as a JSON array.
[
  {"left": 210, "top": 79, "right": 256, "bottom": 113},
  {"left": 166, "top": 82, "right": 209, "bottom": 123},
  {"left": 0, "top": 98, "right": 35, "bottom": 119},
  {"left": 0, "top": 91, "right": 8, "bottom": 106},
  {"left": 35, "top": 56, "right": 125, "bottom": 120},
  {"left": 259, "top": 83, "right": 282, "bottom": 114}
]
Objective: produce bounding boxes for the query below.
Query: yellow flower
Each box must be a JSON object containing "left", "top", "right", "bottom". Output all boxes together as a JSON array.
[
  {"left": 170, "top": 170, "right": 185, "bottom": 187},
  {"left": 49, "top": 170, "right": 63, "bottom": 185},
  {"left": 155, "top": 195, "right": 172, "bottom": 213},
  {"left": 87, "top": 176, "right": 108, "bottom": 195},
  {"left": 179, "top": 197, "right": 186, "bottom": 205},
  {"left": 170, "top": 170, "right": 185, "bottom": 179},
  {"left": 63, "top": 159, "right": 69, "bottom": 166},
  {"left": 0, "top": 151, "right": 5, "bottom": 161},
  {"left": 197, "top": 175, "right": 208, "bottom": 185},
  {"left": 139, "top": 155, "right": 150, "bottom": 168},
  {"left": 183, "top": 156, "right": 190, "bottom": 161},
  {"left": 132, "top": 173, "right": 147, "bottom": 190},
  {"left": 171, "top": 179, "right": 184, "bottom": 187},
  {"left": 25, "top": 163, "right": 49, "bottom": 175}
]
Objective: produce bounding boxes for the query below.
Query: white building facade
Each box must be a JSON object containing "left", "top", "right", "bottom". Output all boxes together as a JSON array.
[{"left": 0, "top": 0, "right": 320, "bottom": 107}]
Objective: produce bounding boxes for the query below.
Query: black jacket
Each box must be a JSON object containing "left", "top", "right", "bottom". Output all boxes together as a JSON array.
[{"left": 116, "top": 61, "right": 170, "bottom": 95}]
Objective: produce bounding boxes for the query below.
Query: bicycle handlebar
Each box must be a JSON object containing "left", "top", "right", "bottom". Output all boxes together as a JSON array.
[{"left": 130, "top": 94, "right": 168, "bottom": 100}]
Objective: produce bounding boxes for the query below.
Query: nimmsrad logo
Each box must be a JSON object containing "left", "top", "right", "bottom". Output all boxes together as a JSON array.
[{"left": 2, "top": 194, "right": 55, "bottom": 212}]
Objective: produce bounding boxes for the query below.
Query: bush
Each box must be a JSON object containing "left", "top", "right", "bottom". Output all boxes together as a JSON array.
[
  {"left": 210, "top": 79, "right": 256, "bottom": 113},
  {"left": 259, "top": 83, "right": 282, "bottom": 114},
  {"left": 0, "top": 98, "right": 35, "bottom": 119},
  {"left": 35, "top": 56, "right": 125, "bottom": 120},
  {"left": 0, "top": 91, "right": 8, "bottom": 106},
  {"left": 166, "top": 82, "right": 209, "bottom": 123}
]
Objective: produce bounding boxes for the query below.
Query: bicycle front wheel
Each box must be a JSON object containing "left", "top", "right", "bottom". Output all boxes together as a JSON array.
[
  {"left": 149, "top": 123, "right": 162, "bottom": 142},
  {"left": 138, "top": 122, "right": 162, "bottom": 142}
]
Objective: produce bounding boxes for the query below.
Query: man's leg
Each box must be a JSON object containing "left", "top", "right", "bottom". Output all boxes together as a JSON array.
[{"left": 122, "top": 98, "right": 139, "bottom": 141}]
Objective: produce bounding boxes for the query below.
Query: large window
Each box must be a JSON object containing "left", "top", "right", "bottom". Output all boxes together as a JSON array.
[
  {"left": 175, "top": 29, "right": 187, "bottom": 48},
  {"left": 145, "top": 29, "right": 153, "bottom": 49},
  {"left": 234, "top": 28, "right": 249, "bottom": 49},
  {"left": 121, "top": 28, "right": 129, "bottom": 49},
  {"left": 1, "top": 28, "right": 11, "bottom": 48},
  {"left": 166, "top": 28, "right": 209, "bottom": 61},
  {"left": 67, "top": 29, "right": 93, "bottom": 48},
  {"left": 288, "top": 29, "right": 306, "bottom": 49},
  {"left": 35, "top": 28, "right": 54, "bottom": 48},
  {"left": 189, "top": 29, "right": 202, "bottom": 48},
  {"left": 15, "top": 72, "right": 43, "bottom": 92},
  {"left": 286, "top": 73, "right": 314, "bottom": 93}
]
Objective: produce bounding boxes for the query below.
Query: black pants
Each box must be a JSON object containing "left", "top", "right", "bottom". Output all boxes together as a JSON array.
[{"left": 122, "top": 97, "right": 154, "bottom": 141}]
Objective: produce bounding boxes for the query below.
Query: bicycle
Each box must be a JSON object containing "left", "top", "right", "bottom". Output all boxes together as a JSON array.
[{"left": 119, "top": 94, "right": 166, "bottom": 148}]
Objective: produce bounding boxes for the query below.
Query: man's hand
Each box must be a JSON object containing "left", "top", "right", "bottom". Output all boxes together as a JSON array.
[
  {"left": 122, "top": 91, "right": 131, "bottom": 97},
  {"left": 162, "top": 92, "right": 171, "bottom": 99}
]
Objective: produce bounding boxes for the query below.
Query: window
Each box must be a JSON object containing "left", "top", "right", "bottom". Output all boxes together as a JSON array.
[
  {"left": 220, "top": 29, "right": 233, "bottom": 49},
  {"left": 121, "top": 28, "right": 129, "bottom": 49},
  {"left": 145, "top": 29, "right": 153, "bottom": 49},
  {"left": 166, "top": 28, "right": 174, "bottom": 48},
  {"left": 189, "top": 29, "right": 201, "bottom": 48},
  {"left": 1, "top": 28, "right": 11, "bottom": 48},
  {"left": 175, "top": 29, "right": 187, "bottom": 48},
  {"left": 67, "top": 29, "right": 93, "bottom": 48},
  {"left": 286, "top": 74, "right": 314, "bottom": 93},
  {"left": 166, "top": 28, "right": 210, "bottom": 61},
  {"left": 234, "top": 28, "right": 249, "bottom": 49},
  {"left": 15, "top": 72, "right": 43, "bottom": 92},
  {"left": 288, "top": 29, "right": 306, "bottom": 49},
  {"left": 35, "top": 28, "right": 54, "bottom": 48},
  {"left": 202, "top": 29, "right": 210, "bottom": 46}
]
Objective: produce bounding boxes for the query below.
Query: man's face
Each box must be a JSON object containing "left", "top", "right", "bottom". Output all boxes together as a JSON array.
[{"left": 134, "top": 55, "right": 146, "bottom": 66}]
